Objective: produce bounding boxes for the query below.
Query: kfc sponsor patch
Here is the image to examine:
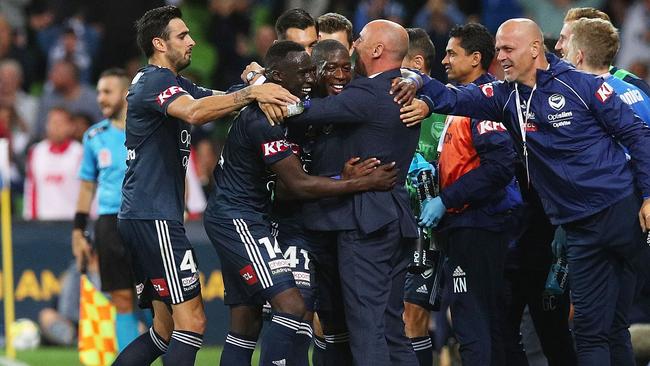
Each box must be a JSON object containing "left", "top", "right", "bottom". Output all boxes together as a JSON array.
[
  {"left": 151, "top": 278, "right": 170, "bottom": 297},
  {"left": 480, "top": 83, "right": 494, "bottom": 98},
  {"left": 157, "top": 86, "right": 186, "bottom": 106},
  {"left": 239, "top": 264, "right": 259, "bottom": 285},
  {"left": 595, "top": 82, "right": 614, "bottom": 103},
  {"left": 262, "top": 140, "right": 291, "bottom": 157},
  {"left": 477, "top": 120, "right": 507, "bottom": 135}
]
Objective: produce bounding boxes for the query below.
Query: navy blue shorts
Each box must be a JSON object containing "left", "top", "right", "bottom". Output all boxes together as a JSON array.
[
  {"left": 117, "top": 219, "right": 201, "bottom": 308},
  {"left": 403, "top": 269, "right": 438, "bottom": 311},
  {"left": 204, "top": 216, "right": 296, "bottom": 306},
  {"left": 272, "top": 221, "right": 317, "bottom": 311}
]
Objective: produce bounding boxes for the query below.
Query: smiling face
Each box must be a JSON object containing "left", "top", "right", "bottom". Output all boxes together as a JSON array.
[
  {"left": 495, "top": 28, "right": 535, "bottom": 83},
  {"left": 442, "top": 37, "right": 477, "bottom": 84},
  {"left": 555, "top": 21, "right": 573, "bottom": 58},
  {"left": 318, "top": 48, "right": 352, "bottom": 96},
  {"left": 277, "top": 50, "right": 316, "bottom": 98},
  {"left": 162, "top": 18, "right": 195, "bottom": 72}
]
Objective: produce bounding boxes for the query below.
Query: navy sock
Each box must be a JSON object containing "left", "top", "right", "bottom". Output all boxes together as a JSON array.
[
  {"left": 292, "top": 322, "right": 313, "bottom": 366},
  {"left": 411, "top": 336, "right": 433, "bottom": 366},
  {"left": 312, "top": 335, "right": 326, "bottom": 366},
  {"left": 112, "top": 327, "right": 167, "bottom": 365},
  {"left": 164, "top": 330, "right": 203, "bottom": 366},
  {"left": 324, "top": 332, "right": 353, "bottom": 365},
  {"left": 260, "top": 312, "right": 301, "bottom": 366},
  {"left": 220, "top": 332, "right": 257, "bottom": 366}
]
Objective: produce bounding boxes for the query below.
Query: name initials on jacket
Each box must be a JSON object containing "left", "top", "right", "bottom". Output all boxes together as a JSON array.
[
  {"left": 157, "top": 86, "right": 186, "bottom": 106},
  {"left": 262, "top": 140, "right": 291, "bottom": 157},
  {"left": 595, "top": 82, "right": 614, "bottom": 103},
  {"left": 476, "top": 120, "right": 506, "bottom": 135}
]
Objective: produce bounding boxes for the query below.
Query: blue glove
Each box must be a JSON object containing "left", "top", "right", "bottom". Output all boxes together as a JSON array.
[
  {"left": 551, "top": 226, "right": 567, "bottom": 258},
  {"left": 418, "top": 196, "right": 446, "bottom": 228}
]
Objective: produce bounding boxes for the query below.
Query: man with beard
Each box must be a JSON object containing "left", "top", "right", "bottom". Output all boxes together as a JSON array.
[
  {"left": 72, "top": 68, "right": 139, "bottom": 353},
  {"left": 290, "top": 20, "right": 421, "bottom": 366},
  {"left": 204, "top": 41, "right": 398, "bottom": 366},
  {"left": 114, "top": 5, "right": 297, "bottom": 366}
]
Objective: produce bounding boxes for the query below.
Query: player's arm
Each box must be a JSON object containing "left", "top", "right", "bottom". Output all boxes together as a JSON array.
[
  {"left": 167, "top": 83, "right": 300, "bottom": 125},
  {"left": 270, "top": 154, "right": 397, "bottom": 200},
  {"left": 72, "top": 180, "right": 96, "bottom": 270}
]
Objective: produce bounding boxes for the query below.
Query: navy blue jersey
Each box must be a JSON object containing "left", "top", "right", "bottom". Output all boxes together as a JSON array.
[
  {"left": 119, "top": 65, "right": 212, "bottom": 222},
  {"left": 205, "top": 105, "right": 295, "bottom": 223}
]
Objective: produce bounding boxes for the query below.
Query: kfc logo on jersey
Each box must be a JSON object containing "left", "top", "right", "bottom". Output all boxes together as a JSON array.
[
  {"left": 157, "top": 86, "right": 186, "bottom": 106},
  {"left": 151, "top": 278, "right": 170, "bottom": 297},
  {"left": 262, "top": 140, "right": 291, "bottom": 157},
  {"left": 477, "top": 120, "right": 506, "bottom": 135},
  {"left": 524, "top": 122, "right": 538, "bottom": 132},
  {"left": 596, "top": 82, "right": 614, "bottom": 103},
  {"left": 480, "top": 83, "right": 494, "bottom": 98},
  {"left": 239, "top": 265, "right": 259, "bottom": 285}
]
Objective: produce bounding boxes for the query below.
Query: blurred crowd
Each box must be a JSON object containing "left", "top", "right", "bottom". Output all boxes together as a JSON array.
[{"left": 1, "top": 0, "right": 649, "bottom": 220}]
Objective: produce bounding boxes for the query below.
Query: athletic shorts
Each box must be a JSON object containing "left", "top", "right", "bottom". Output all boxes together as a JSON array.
[
  {"left": 272, "top": 221, "right": 317, "bottom": 311},
  {"left": 404, "top": 268, "right": 438, "bottom": 311},
  {"left": 204, "top": 216, "right": 296, "bottom": 306},
  {"left": 94, "top": 214, "right": 134, "bottom": 292},
  {"left": 117, "top": 219, "right": 201, "bottom": 308}
]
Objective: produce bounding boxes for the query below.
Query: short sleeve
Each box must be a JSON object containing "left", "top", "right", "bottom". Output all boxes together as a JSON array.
[
  {"left": 248, "top": 117, "right": 294, "bottom": 166},
  {"left": 145, "top": 69, "right": 189, "bottom": 115},
  {"left": 79, "top": 133, "right": 98, "bottom": 181},
  {"left": 178, "top": 76, "right": 214, "bottom": 99}
]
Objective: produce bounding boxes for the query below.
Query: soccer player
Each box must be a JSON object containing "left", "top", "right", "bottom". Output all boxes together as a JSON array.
[
  {"left": 113, "top": 6, "right": 296, "bottom": 366},
  {"left": 317, "top": 13, "right": 354, "bottom": 52},
  {"left": 72, "top": 68, "right": 138, "bottom": 352},
  {"left": 555, "top": 7, "right": 650, "bottom": 97},
  {"left": 564, "top": 18, "right": 650, "bottom": 122},
  {"left": 204, "top": 40, "right": 397, "bottom": 366},
  {"left": 418, "top": 18, "right": 650, "bottom": 365}
]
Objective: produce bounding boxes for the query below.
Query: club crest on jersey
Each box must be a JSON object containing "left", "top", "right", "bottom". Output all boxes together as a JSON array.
[
  {"left": 262, "top": 140, "right": 291, "bottom": 157},
  {"left": 477, "top": 120, "right": 506, "bottom": 135},
  {"left": 157, "top": 86, "right": 186, "bottom": 106},
  {"left": 595, "top": 82, "right": 614, "bottom": 103},
  {"left": 151, "top": 278, "right": 170, "bottom": 296},
  {"left": 480, "top": 83, "right": 494, "bottom": 98},
  {"left": 239, "top": 265, "right": 259, "bottom": 285},
  {"left": 548, "top": 94, "right": 565, "bottom": 111}
]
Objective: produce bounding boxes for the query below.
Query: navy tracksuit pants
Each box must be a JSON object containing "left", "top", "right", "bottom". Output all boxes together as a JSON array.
[
  {"left": 443, "top": 227, "right": 509, "bottom": 366},
  {"left": 563, "top": 193, "right": 650, "bottom": 366}
]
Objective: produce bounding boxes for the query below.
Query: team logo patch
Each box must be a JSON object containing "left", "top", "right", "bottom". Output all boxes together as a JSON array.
[
  {"left": 239, "top": 264, "right": 258, "bottom": 285},
  {"left": 595, "top": 82, "right": 614, "bottom": 103},
  {"left": 477, "top": 120, "right": 507, "bottom": 135},
  {"left": 98, "top": 148, "right": 112, "bottom": 168},
  {"left": 262, "top": 140, "right": 291, "bottom": 157},
  {"left": 548, "top": 94, "right": 565, "bottom": 111},
  {"left": 135, "top": 283, "right": 144, "bottom": 295},
  {"left": 156, "top": 86, "right": 186, "bottom": 106},
  {"left": 151, "top": 278, "right": 170, "bottom": 297},
  {"left": 480, "top": 83, "right": 494, "bottom": 98}
]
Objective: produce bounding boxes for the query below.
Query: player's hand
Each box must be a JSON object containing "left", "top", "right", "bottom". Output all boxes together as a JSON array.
[
  {"left": 390, "top": 78, "right": 417, "bottom": 106},
  {"left": 418, "top": 196, "right": 446, "bottom": 228},
  {"left": 241, "top": 62, "right": 264, "bottom": 84},
  {"left": 259, "top": 102, "right": 288, "bottom": 125},
  {"left": 364, "top": 162, "right": 398, "bottom": 191},
  {"left": 551, "top": 226, "right": 567, "bottom": 257},
  {"left": 400, "top": 98, "right": 429, "bottom": 127},
  {"left": 251, "top": 84, "right": 300, "bottom": 105},
  {"left": 342, "top": 157, "right": 381, "bottom": 179},
  {"left": 639, "top": 198, "right": 650, "bottom": 232},
  {"left": 72, "top": 229, "right": 92, "bottom": 271}
]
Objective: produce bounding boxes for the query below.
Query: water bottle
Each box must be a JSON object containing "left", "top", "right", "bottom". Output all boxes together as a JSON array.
[
  {"left": 286, "top": 99, "right": 311, "bottom": 117},
  {"left": 545, "top": 255, "right": 569, "bottom": 295}
]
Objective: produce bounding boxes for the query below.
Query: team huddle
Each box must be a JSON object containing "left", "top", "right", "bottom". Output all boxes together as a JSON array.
[{"left": 73, "top": 3, "right": 650, "bottom": 366}]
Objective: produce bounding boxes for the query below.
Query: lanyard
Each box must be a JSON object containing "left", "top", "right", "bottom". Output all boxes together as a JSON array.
[{"left": 514, "top": 83, "right": 536, "bottom": 186}]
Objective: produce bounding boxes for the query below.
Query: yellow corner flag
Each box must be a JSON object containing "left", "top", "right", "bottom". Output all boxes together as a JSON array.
[{"left": 79, "top": 274, "right": 117, "bottom": 366}]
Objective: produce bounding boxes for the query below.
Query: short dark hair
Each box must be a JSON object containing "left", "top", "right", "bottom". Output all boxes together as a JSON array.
[
  {"left": 275, "top": 9, "right": 317, "bottom": 39},
  {"left": 99, "top": 68, "right": 130, "bottom": 88},
  {"left": 406, "top": 28, "right": 435, "bottom": 73},
  {"left": 135, "top": 5, "right": 183, "bottom": 58},
  {"left": 449, "top": 23, "right": 495, "bottom": 71},
  {"left": 312, "top": 39, "right": 349, "bottom": 65},
  {"left": 317, "top": 13, "right": 353, "bottom": 46},
  {"left": 264, "top": 41, "right": 306, "bottom": 71}
]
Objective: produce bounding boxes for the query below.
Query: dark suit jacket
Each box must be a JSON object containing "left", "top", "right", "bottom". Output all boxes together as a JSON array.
[{"left": 291, "top": 68, "right": 420, "bottom": 237}]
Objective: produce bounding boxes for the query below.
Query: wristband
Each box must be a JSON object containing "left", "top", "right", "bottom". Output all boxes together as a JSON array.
[{"left": 73, "top": 212, "right": 88, "bottom": 231}]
